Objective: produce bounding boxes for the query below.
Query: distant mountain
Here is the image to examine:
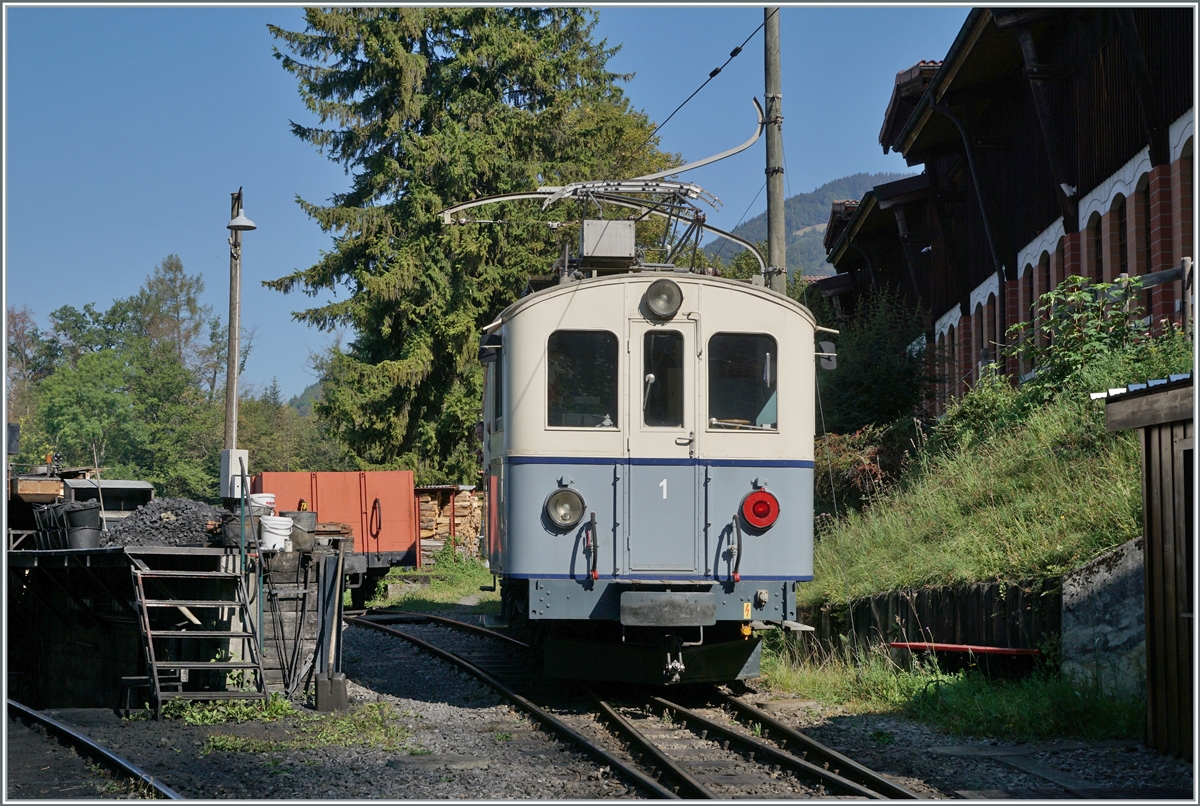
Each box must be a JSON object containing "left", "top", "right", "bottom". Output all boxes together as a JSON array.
[
  {"left": 705, "top": 171, "right": 915, "bottom": 277},
  {"left": 288, "top": 381, "right": 322, "bottom": 417}
]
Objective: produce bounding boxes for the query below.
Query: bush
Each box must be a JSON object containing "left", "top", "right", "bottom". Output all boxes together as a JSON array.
[
  {"left": 817, "top": 286, "right": 932, "bottom": 435},
  {"left": 813, "top": 426, "right": 887, "bottom": 518}
]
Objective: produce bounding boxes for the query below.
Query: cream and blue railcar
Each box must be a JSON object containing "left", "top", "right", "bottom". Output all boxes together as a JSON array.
[{"left": 480, "top": 272, "right": 817, "bottom": 684}]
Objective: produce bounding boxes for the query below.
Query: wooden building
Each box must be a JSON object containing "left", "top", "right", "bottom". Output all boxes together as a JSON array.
[
  {"left": 824, "top": 8, "right": 1194, "bottom": 413},
  {"left": 1105, "top": 373, "right": 1193, "bottom": 761}
]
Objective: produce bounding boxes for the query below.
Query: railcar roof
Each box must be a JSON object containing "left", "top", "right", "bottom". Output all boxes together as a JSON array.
[{"left": 485, "top": 272, "right": 818, "bottom": 333}]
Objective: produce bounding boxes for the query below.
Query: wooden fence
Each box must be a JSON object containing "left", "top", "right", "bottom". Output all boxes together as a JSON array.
[{"left": 800, "top": 577, "right": 1063, "bottom": 658}]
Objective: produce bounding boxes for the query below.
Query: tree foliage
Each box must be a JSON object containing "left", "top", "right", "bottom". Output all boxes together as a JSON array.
[
  {"left": 815, "top": 286, "right": 931, "bottom": 435},
  {"left": 268, "top": 8, "right": 676, "bottom": 483},
  {"left": 1006, "top": 275, "right": 1149, "bottom": 403},
  {"left": 8, "top": 257, "right": 352, "bottom": 500}
]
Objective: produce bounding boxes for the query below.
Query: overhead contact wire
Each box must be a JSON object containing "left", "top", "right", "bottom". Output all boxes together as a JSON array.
[
  {"left": 712, "top": 180, "right": 767, "bottom": 263},
  {"left": 618, "top": 9, "right": 776, "bottom": 173}
]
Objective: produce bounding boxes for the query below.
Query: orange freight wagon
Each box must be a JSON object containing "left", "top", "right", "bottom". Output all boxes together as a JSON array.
[{"left": 252, "top": 471, "right": 420, "bottom": 603}]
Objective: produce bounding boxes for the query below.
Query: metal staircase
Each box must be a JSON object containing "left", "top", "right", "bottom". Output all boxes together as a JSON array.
[{"left": 130, "top": 561, "right": 266, "bottom": 718}]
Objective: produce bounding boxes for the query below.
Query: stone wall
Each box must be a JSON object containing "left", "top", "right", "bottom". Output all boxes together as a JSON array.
[{"left": 1061, "top": 537, "right": 1146, "bottom": 696}]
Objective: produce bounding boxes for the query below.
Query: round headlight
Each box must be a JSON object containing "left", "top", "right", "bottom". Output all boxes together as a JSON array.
[
  {"left": 645, "top": 279, "right": 683, "bottom": 319},
  {"left": 545, "top": 488, "right": 586, "bottom": 530}
]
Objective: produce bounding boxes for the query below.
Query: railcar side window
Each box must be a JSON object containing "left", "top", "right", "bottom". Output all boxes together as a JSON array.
[
  {"left": 643, "top": 330, "right": 684, "bottom": 427},
  {"left": 708, "top": 333, "right": 778, "bottom": 430},
  {"left": 547, "top": 330, "right": 619, "bottom": 428}
]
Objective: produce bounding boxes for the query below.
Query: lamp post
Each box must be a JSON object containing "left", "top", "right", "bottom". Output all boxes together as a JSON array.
[{"left": 224, "top": 188, "right": 256, "bottom": 451}]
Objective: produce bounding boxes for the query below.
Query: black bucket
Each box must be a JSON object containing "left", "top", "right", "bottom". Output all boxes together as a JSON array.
[
  {"left": 64, "top": 500, "right": 103, "bottom": 529},
  {"left": 222, "top": 510, "right": 259, "bottom": 548},
  {"left": 67, "top": 526, "right": 102, "bottom": 549},
  {"left": 35, "top": 503, "right": 68, "bottom": 549},
  {"left": 279, "top": 510, "right": 317, "bottom": 551}
]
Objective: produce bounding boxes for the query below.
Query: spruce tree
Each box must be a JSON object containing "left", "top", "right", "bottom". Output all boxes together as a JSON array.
[{"left": 268, "top": 8, "right": 674, "bottom": 482}]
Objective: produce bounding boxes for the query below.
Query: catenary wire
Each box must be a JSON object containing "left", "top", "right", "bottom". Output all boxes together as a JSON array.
[
  {"left": 617, "top": 9, "right": 777, "bottom": 175},
  {"left": 711, "top": 180, "right": 767, "bottom": 264}
]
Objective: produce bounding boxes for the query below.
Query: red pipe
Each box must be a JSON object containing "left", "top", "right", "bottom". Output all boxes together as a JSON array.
[{"left": 888, "top": 641, "right": 1040, "bottom": 656}]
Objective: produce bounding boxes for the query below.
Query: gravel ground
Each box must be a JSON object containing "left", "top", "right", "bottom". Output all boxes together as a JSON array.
[
  {"left": 6, "top": 715, "right": 124, "bottom": 800},
  {"left": 46, "top": 626, "right": 642, "bottom": 799},
  {"left": 747, "top": 693, "right": 1195, "bottom": 798},
  {"left": 39, "top": 626, "right": 1195, "bottom": 800},
  {"left": 102, "top": 498, "right": 227, "bottom": 547}
]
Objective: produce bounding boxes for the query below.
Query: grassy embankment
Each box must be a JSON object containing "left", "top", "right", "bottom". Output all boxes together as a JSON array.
[{"left": 766, "top": 322, "right": 1192, "bottom": 741}]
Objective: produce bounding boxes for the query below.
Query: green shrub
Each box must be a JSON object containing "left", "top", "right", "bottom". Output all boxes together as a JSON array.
[
  {"left": 813, "top": 425, "right": 887, "bottom": 517},
  {"left": 817, "top": 286, "right": 932, "bottom": 435}
]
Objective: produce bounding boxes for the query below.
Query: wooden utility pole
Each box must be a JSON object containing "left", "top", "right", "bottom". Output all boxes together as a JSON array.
[{"left": 764, "top": 7, "right": 787, "bottom": 295}]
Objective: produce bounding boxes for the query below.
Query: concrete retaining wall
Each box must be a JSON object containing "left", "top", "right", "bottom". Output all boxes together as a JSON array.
[{"left": 1061, "top": 537, "right": 1146, "bottom": 696}]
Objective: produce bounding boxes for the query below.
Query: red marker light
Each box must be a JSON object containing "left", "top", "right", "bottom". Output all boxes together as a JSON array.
[{"left": 741, "top": 490, "right": 780, "bottom": 529}]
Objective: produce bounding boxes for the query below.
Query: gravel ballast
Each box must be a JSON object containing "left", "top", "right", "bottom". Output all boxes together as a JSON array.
[{"left": 39, "top": 624, "right": 1196, "bottom": 800}]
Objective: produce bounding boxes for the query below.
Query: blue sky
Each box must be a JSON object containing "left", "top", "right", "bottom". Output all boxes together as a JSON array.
[{"left": 4, "top": 5, "right": 968, "bottom": 401}]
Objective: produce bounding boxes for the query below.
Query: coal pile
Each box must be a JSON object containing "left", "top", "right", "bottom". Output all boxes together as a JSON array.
[{"left": 102, "top": 497, "right": 227, "bottom": 547}]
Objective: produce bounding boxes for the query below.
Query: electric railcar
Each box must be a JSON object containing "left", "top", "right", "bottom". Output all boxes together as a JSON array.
[{"left": 479, "top": 271, "right": 821, "bottom": 684}]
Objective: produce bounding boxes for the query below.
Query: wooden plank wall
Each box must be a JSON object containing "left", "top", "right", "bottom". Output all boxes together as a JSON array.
[
  {"left": 258, "top": 552, "right": 321, "bottom": 695},
  {"left": 802, "top": 577, "right": 1062, "bottom": 655},
  {"left": 1142, "top": 418, "right": 1194, "bottom": 761}
]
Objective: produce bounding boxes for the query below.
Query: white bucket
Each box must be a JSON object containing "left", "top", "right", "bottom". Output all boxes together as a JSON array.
[
  {"left": 259, "top": 515, "right": 293, "bottom": 551},
  {"left": 250, "top": 493, "right": 276, "bottom": 513}
]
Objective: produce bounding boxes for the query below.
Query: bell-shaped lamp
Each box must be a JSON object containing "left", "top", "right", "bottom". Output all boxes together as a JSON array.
[{"left": 227, "top": 211, "right": 257, "bottom": 232}]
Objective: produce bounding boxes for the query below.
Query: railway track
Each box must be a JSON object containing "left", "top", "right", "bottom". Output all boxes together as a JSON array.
[
  {"left": 348, "top": 610, "right": 916, "bottom": 799},
  {"left": 6, "top": 700, "right": 182, "bottom": 800}
]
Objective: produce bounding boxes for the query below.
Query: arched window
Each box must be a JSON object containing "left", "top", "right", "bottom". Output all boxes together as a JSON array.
[
  {"left": 947, "top": 324, "right": 957, "bottom": 400},
  {"left": 1114, "top": 194, "right": 1128, "bottom": 277},
  {"left": 936, "top": 331, "right": 946, "bottom": 414},
  {"left": 1037, "top": 252, "right": 1051, "bottom": 350},
  {"left": 1139, "top": 174, "right": 1153, "bottom": 315},
  {"left": 1089, "top": 212, "right": 1103, "bottom": 283},
  {"left": 974, "top": 302, "right": 984, "bottom": 381}
]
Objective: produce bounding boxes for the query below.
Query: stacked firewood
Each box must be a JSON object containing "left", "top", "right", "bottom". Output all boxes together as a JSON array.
[{"left": 418, "top": 489, "right": 482, "bottom": 566}]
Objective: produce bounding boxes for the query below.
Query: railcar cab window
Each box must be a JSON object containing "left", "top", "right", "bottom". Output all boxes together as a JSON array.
[
  {"left": 643, "top": 330, "right": 684, "bottom": 427},
  {"left": 547, "top": 330, "right": 618, "bottom": 428},
  {"left": 708, "top": 333, "right": 778, "bottom": 430}
]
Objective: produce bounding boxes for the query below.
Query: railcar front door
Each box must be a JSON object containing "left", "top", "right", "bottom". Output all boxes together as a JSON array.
[{"left": 627, "top": 320, "right": 698, "bottom": 573}]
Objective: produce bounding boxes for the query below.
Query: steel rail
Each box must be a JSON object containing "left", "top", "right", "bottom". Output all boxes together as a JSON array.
[
  {"left": 588, "top": 691, "right": 715, "bottom": 799},
  {"left": 345, "top": 617, "right": 677, "bottom": 799},
  {"left": 717, "top": 695, "right": 919, "bottom": 799},
  {"left": 7, "top": 699, "right": 183, "bottom": 800},
  {"left": 362, "top": 608, "right": 531, "bottom": 650},
  {"left": 651, "top": 696, "right": 885, "bottom": 799}
]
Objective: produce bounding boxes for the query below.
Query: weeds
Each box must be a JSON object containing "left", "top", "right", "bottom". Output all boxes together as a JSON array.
[
  {"left": 904, "top": 668, "right": 1144, "bottom": 741},
  {"left": 371, "top": 552, "right": 501, "bottom": 613},
  {"left": 761, "top": 634, "right": 1143, "bottom": 742},
  {"left": 85, "top": 762, "right": 163, "bottom": 799},
  {"left": 203, "top": 701, "right": 421, "bottom": 755},
  {"left": 161, "top": 692, "right": 297, "bottom": 725}
]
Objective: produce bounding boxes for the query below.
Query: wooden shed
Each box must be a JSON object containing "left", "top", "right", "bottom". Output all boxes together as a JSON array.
[{"left": 1105, "top": 372, "right": 1193, "bottom": 760}]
